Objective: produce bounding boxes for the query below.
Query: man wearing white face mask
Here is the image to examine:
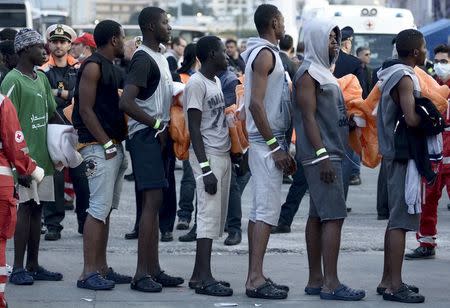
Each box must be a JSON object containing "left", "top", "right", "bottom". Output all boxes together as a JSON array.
[{"left": 405, "top": 44, "right": 450, "bottom": 260}]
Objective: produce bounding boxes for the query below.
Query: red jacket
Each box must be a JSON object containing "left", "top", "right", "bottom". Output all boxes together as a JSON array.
[
  {"left": 0, "top": 94, "right": 37, "bottom": 199},
  {"left": 436, "top": 77, "right": 450, "bottom": 173}
]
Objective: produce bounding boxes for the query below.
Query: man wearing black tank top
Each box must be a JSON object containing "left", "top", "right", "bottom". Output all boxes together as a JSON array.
[
  {"left": 73, "top": 20, "right": 131, "bottom": 291},
  {"left": 119, "top": 7, "right": 184, "bottom": 292}
]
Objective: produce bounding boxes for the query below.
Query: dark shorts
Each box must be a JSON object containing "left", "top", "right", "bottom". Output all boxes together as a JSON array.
[
  {"left": 382, "top": 158, "right": 420, "bottom": 231},
  {"left": 304, "top": 160, "right": 347, "bottom": 221},
  {"left": 128, "top": 127, "right": 168, "bottom": 191}
]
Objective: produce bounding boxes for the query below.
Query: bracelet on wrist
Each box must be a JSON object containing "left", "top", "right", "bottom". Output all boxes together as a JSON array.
[
  {"left": 153, "top": 119, "right": 161, "bottom": 130},
  {"left": 103, "top": 140, "right": 113, "bottom": 149},
  {"left": 266, "top": 137, "right": 277, "bottom": 146},
  {"left": 199, "top": 161, "right": 210, "bottom": 169},
  {"left": 316, "top": 147, "right": 327, "bottom": 157}
]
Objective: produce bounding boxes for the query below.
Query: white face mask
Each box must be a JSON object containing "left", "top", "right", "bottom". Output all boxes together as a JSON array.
[{"left": 434, "top": 63, "right": 450, "bottom": 80}]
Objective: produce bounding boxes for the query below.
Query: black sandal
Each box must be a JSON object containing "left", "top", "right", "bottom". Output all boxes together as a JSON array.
[
  {"left": 246, "top": 281, "right": 288, "bottom": 299},
  {"left": 266, "top": 278, "right": 289, "bottom": 292},
  {"left": 377, "top": 283, "right": 419, "bottom": 295},
  {"left": 153, "top": 270, "right": 184, "bottom": 287},
  {"left": 382, "top": 285, "right": 425, "bottom": 303},
  {"left": 130, "top": 275, "right": 162, "bottom": 293},
  {"left": 195, "top": 280, "right": 233, "bottom": 297},
  {"left": 189, "top": 280, "right": 230, "bottom": 289}
]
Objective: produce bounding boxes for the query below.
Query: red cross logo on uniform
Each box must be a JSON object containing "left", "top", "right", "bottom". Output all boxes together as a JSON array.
[
  {"left": 365, "top": 20, "right": 375, "bottom": 30},
  {"left": 15, "top": 131, "right": 24, "bottom": 143}
]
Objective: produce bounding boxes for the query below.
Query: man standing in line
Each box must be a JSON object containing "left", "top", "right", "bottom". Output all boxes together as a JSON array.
[
  {"left": 241, "top": 4, "right": 296, "bottom": 299},
  {"left": 225, "top": 39, "right": 246, "bottom": 76},
  {"left": 293, "top": 19, "right": 365, "bottom": 301},
  {"left": 165, "top": 36, "right": 186, "bottom": 73},
  {"left": 73, "top": 20, "right": 131, "bottom": 290},
  {"left": 40, "top": 24, "right": 89, "bottom": 240},
  {"left": 1, "top": 28, "right": 63, "bottom": 286},
  {"left": 376, "top": 29, "right": 426, "bottom": 303},
  {"left": 119, "top": 7, "right": 184, "bottom": 292},
  {"left": 185, "top": 35, "right": 233, "bottom": 296}
]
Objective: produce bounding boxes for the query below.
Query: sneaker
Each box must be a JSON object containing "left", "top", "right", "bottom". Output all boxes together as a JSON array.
[
  {"left": 160, "top": 231, "right": 173, "bottom": 242},
  {"left": 271, "top": 224, "right": 291, "bottom": 234},
  {"left": 405, "top": 246, "right": 435, "bottom": 260},
  {"left": 124, "top": 229, "right": 138, "bottom": 240},
  {"left": 176, "top": 219, "right": 189, "bottom": 230},
  {"left": 179, "top": 226, "right": 197, "bottom": 242},
  {"left": 124, "top": 173, "right": 134, "bottom": 181},
  {"left": 349, "top": 174, "right": 362, "bottom": 186},
  {"left": 44, "top": 230, "right": 61, "bottom": 241}
]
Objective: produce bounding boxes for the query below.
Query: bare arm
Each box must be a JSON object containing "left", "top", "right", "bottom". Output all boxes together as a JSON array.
[
  {"left": 78, "top": 62, "right": 110, "bottom": 145},
  {"left": 393, "top": 76, "right": 421, "bottom": 127},
  {"left": 296, "top": 72, "right": 325, "bottom": 151},
  {"left": 119, "top": 84, "right": 157, "bottom": 128},
  {"left": 248, "top": 49, "right": 277, "bottom": 149},
  {"left": 296, "top": 72, "right": 335, "bottom": 183}
]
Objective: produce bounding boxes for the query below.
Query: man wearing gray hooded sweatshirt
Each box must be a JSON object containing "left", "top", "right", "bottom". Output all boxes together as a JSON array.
[
  {"left": 241, "top": 4, "right": 296, "bottom": 300},
  {"left": 292, "top": 19, "right": 365, "bottom": 301}
]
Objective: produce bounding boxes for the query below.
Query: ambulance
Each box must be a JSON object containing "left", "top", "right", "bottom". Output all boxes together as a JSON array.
[{"left": 299, "top": 3, "right": 416, "bottom": 68}]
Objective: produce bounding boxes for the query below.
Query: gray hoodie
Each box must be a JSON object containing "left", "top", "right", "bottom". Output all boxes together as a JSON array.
[
  {"left": 293, "top": 19, "right": 349, "bottom": 165},
  {"left": 241, "top": 37, "right": 291, "bottom": 142}
]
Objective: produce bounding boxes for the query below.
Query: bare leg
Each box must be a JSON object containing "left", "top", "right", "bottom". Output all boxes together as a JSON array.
[
  {"left": 386, "top": 229, "right": 406, "bottom": 292},
  {"left": 305, "top": 217, "right": 323, "bottom": 288},
  {"left": 321, "top": 219, "right": 344, "bottom": 292},
  {"left": 13, "top": 202, "right": 32, "bottom": 269},
  {"left": 25, "top": 203, "right": 43, "bottom": 271},
  {"left": 378, "top": 227, "right": 391, "bottom": 289},
  {"left": 79, "top": 214, "right": 107, "bottom": 279},
  {"left": 99, "top": 215, "right": 110, "bottom": 275},
  {"left": 134, "top": 189, "right": 163, "bottom": 280},
  {"left": 245, "top": 220, "right": 271, "bottom": 289},
  {"left": 190, "top": 238, "right": 213, "bottom": 283},
  {"left": 246, "top": 220, "right": 255, "bottom": 284}
]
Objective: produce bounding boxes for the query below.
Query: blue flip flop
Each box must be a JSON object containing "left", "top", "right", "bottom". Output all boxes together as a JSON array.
[
  {"left": 77, "top": 272, "right": 115, "bottom": 290},
  {"left": 320, "top": 284, "right": 365, "bottom": 301}
]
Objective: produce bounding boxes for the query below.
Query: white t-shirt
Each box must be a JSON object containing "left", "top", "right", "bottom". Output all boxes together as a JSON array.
[{"left": 183, "top": 72, "right": 231, "bottom": 155}]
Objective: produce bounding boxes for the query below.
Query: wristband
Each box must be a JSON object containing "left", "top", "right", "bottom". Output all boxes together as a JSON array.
[
  {"left": 266, "top": 137, "right": 277, "bottom": 146},
  {"left": 199, "top": 161, "right": 210, "bottom": 169},
  {"left": 105, "top": 147, "right": 117, "bottom": 155},
  {"left": 154, "top": 123, "right": 167, "bottom": 138},
  {"left": 311, "top": 154, "right": 330, "bottom": 165},
  {"left": 153, "top": 119, "right": 161, "bottom": 129},
  {"left": 103, "top": 140, "right": 113, "bottom": 149},
  {"left": 316, "top": 148, "right": 327, "bottom": 157},
  {"left": 264, "top": 145, "right": 281, "bottom": 158},
  {"left": 196, "top": 170, "right": 213, "bottom": 181}
]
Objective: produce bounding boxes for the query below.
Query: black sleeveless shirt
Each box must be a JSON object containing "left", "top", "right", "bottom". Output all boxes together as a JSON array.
[{"left": 73, "top": 52, "right": 127, "bottom": 143}]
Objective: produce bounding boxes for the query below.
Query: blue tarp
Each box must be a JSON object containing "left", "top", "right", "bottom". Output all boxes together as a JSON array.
[{"left": 420, "top": 19, "right": 450, "bottom": 58}]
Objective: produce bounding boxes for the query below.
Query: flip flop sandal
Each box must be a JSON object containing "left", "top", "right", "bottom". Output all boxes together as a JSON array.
[
  {"left": 189, "top": 280, "right": 231, "bottom": 289},
  {"left": 9, "top": 268, "right": 34, "bottom": 285},
  {"left": 104, "top": 267, "right": 132, "bottom": 284},
  {"left": 130, "top": 275, "right": 162, "bottom": 293},
  {"left": 377, "top": 283, "right": 419, "bottom": 295},
  {"left": 305, "top": 286, "right": 322, "bottom": 295},
  {"left": 153, "top": 270, "right": 184, "bottom": 287},
  {"left": 382, "top": 285, "right": 425, "bottom": 303},
  {"left": 266, "top": 278, "right": 289, "bottom": 292},
  {"left": 320, "top": 284, "right": 366, "bottom": 301},
  {"left": 30, "top": 266, "right": 63, "bottom": 281},
  {"left": 77, "top": 272, "right": 115, "bottom": 290},
  {"left": 246, "top": 281, "right": 288, "bottom": 300},
  {"left": 195, "top": 281, "right": 233, "bottom": 297}
]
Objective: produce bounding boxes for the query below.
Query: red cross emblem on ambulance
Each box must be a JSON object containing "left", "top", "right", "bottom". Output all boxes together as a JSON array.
[{"left": 365, "top": 20, "right": 375, "bottom": 30}]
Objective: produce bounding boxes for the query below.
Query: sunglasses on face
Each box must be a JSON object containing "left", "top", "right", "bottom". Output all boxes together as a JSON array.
[{"left": 434, "top": 59, "right": 449, "bottom": 64}]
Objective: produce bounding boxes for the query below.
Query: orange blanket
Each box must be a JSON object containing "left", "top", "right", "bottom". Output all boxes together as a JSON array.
[{"left": 340, "top": 68, "right": 450, "bottom": 168}]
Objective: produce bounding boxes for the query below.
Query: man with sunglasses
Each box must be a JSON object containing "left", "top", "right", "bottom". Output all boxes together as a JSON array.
[{"left": 357, "top": 46, "right": 374, "bottom": 97}]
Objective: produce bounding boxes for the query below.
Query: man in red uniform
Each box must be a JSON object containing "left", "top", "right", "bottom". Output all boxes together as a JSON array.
[
  {"left": 405, "top": 44, "right": 450, "bottom": 259},
  {"left": 0, "top": 94, "right": 44, "bottom": 307}
]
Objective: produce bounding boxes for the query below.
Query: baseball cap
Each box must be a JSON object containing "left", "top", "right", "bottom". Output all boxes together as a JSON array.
[{"left": 73, "top": 33, "right": 96, "bottom": 48}]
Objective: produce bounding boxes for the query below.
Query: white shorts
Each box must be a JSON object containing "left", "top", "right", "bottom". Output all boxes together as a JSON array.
[
  {"left": 190, "top": 151, "right": 231, "bottom": 240},
  {"left": 248, "top": 142, "right": 283, "bottom": 226}
]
